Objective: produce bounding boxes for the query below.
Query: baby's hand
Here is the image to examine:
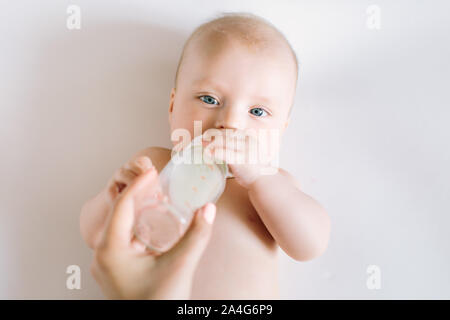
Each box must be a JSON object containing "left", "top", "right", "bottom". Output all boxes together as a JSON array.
[
  {"left": 105, "top": 156, "right": 155, "bottom": 205},
  {"left": 203, "top": 129, "right": 278, "bottom": 189}
]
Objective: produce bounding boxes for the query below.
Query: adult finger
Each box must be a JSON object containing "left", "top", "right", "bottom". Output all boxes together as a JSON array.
[
  {"left": 102, "top": 167, "right": 159, "bottom": 250},
  {"left": 158, "top": 203, "right": 216, "bottom": 273}
]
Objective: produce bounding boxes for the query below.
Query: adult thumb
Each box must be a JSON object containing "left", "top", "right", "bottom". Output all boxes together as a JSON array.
[{"left": 160, "top": 203, "right": 216, "bottom": 271}]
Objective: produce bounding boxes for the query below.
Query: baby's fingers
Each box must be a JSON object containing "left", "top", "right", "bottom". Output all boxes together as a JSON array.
[
  {"left": 112, "top": 167, "right": 137, "bottom": 193},
  {"left": 206, "top": 135, "right": 246, "bottom": 153},
  {"left": 208, "top": 147, "right": 246, "bottom": 165},
  {"left": 105, "top": 168, "right": 134, "bottom": 203},
  {"left": 105, "top": 164, "right": 143, "bottom": 204},
  {"left": 125, "top": 156, "right": 153, "bottom": 176}
]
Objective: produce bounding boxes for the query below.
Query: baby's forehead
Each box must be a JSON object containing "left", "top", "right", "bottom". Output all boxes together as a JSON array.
[
  {"left": 176, "top": 25, "right": 298, "bottom": 95},
  {"left": 186, "top": 45, "right": 295, "bottom": 92},
  {"left": 187, "top": 37, "right": 296, "bottom": 79}
]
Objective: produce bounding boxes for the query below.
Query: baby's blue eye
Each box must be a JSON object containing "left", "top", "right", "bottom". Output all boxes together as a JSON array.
[
  {"left": 249, "top": 107, "right": 268, "bottom": 117},
  {"left": 199, "top": 95, "right": 219, "bottom": 105}
]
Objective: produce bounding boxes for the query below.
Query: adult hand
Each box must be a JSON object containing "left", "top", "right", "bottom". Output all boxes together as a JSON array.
[{"left": 90, "top": 166, "right": 216, "bottom": 299}]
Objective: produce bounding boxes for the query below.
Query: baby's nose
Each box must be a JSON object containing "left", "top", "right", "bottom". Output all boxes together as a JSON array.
[{"left": 214, "top": 106, "right": 244, "bottom": 130}]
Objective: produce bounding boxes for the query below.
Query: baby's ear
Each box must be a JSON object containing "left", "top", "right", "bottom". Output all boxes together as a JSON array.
[
  {"left": 169, "top": 87, "right": 176, "bottom": 114},
  {"left": 282, "top": 117, "right": 290, "bottom": 132},
  {"left": 168, "top": 88, "right": 176, "bottom": 126}
]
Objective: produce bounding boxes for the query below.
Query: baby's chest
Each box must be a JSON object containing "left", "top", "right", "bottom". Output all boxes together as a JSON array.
[
  {"left": 191, "top": 179, "right": 279, "bottom": 297},
  {"left": 212, "top": 179, "right": 276, "bottom": 249}
]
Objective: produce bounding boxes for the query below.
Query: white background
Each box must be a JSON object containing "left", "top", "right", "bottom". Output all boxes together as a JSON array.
[{"left": 1, "top": 0, "right": 449, "bottom": 299}]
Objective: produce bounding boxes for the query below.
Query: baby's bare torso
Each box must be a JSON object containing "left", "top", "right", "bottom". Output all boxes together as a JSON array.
[{"left": 151, "top": 147, "right": 280, "bottom": 299}]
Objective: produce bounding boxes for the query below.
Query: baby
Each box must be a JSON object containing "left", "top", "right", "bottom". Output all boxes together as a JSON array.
[{"left": 80, "top": 12, "right": 331, "bottom": 299}]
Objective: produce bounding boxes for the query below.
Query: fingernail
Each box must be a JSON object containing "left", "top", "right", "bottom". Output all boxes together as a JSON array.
[{"left": 202, "top": 203, "right": 215, "bottom": 224}]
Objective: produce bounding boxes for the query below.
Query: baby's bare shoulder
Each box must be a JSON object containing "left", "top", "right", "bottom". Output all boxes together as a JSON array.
[{"left": 131, "top": 146, "right": 171, "bottom": 172}]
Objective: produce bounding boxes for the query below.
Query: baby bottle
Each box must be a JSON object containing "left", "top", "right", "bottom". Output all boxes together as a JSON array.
[{"left": 133, "top": 135, "right": 232, "bottom": 254}]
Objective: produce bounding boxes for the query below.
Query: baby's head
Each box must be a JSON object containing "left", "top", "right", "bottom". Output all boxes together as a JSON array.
[{"left": 168, "top": 12, "right": 298, "bottom": 146}]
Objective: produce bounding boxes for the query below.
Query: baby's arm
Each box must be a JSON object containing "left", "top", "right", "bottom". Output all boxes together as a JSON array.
[
  {"left": 80, "top": 147, "right": 165, "bottom": 250},
  {"left": 79, "top": 188, "right": 111, "bottom": 250},
  {"left": 248, "top": 169, "right": 331, "bottom": 261}
]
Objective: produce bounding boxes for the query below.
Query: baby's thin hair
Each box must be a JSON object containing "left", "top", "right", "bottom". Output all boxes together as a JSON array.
[{"left": 174, "top": 12, "right": 299, "bottom": 93}]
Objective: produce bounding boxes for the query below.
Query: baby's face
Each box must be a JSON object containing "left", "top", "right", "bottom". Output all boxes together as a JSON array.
[{"left": 169, "top": 41, "right": 296, "bottom": 146}]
